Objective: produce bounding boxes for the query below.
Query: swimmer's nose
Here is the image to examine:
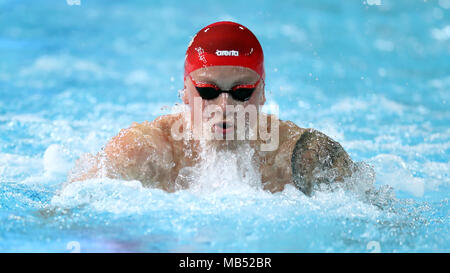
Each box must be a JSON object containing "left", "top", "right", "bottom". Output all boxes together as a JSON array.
[{"left": 217, "top": 93, "right": 232, "bottom": 112}]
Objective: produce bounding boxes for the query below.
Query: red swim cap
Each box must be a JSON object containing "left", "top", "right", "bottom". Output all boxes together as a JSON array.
[{"left": 184, "top": 21, "right": 264, "bottom": 79}]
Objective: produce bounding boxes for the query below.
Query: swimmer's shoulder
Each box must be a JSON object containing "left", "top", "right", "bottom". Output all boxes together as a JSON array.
[
  {"left": 149, "top": 112, "right": 184, "bottom": 136},
  {"left": 274, "top": 116, "right": 346, "bottom": 155},
  {"left": 279, "top": 119, "right": 305, "bottom": 143},
  {"left": 122, "top": 113, "right": 183, "bottom": 140},
  {"left": 104, "top": 114, "right": 182, "bottom": 163},
  {"left": 265, "top": 114, "right": 305, "bottom": 148}
]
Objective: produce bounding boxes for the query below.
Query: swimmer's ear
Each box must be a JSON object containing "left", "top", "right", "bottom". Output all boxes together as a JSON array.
[
  {"left": 181, "top": 85, "right": 189, "bottom": 105},
  {"left": 259, "top": 74, "right": 266, "bottom": 105},
  {"left": 259, "top": 83, "right": 266, "bottom": 105},
  {"left": 260, "top": 89, "right": 266, "bottom": 105}
]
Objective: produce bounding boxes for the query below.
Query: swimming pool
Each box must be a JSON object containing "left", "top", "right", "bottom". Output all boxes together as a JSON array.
[{"left": 0, "top": 0, "right": 448, "bottom": 252}]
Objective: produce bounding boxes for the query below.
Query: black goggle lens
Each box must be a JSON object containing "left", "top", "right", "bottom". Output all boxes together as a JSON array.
[{"left": 195, "top": 87, "right": 255, "bottom": 102}]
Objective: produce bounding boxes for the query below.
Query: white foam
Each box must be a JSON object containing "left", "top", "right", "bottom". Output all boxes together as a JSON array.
[
  {"left": 366, "top": 0, "right": 381, "bottom": 6},
  {"left": 431, "top": 25, "right": 450, "bottom": 41},
  {"left": 50, "top": 175, "right": 384, "bottom": 223},
  {"left": 0, "top": 114, "right": 46, "bottom": 123},
  {"left": 0, "top": 153, "right": 42, "bottom": 183},
  {"left": 429, "top": 76, "right": 450, "bottom": 89},
  {"left": 421, "top": 161, "right": 450, "bottom": 190},
  {"left": 51, "top": 178, "right": 150, "bottom": 214},
  {"left": 374, "top": 39, "right": 394, "bottom": 52},
  {"left": 328, "top": 96, "right": 404, "bottom": 115},
  {"left": 439, "top": 0, "right": 450, "bottom": 9},
  {"left": 280, "top": 24, "right": 307, "bottom": 44},
  {"left": 125, "top": 69, "right": 151, "bottom": 85},
  {"left": 297, "top": 100, "right": 311, "bottom": 110},
  {"left": 368, "top": 154, "right": 425, "bottom": 197},
  {"left": 47, "top": 136, "right": 389, "bottom": 223},
  {"left": 19, "top": 55, "right": 116, "bottom": 79},
  {"left": 43, "top": 144, "right": 72, "bottom": 175},
  {"left": 316, "top": 121, "right": 345, "bottom": 143},
  {"left": 182, "top": 143, "right": 263, "bottom": 196}
]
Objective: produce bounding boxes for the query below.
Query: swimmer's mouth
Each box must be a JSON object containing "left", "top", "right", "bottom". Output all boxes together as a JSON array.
[{"left": 214, "top": 121, "right": 234, "bottom": 134}]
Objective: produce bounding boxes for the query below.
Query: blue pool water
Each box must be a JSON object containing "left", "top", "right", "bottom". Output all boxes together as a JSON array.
[{"left": 0, "top": 0, "right": 449, "bottom": 252}]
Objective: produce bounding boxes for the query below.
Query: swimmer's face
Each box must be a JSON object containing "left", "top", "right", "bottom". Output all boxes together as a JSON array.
[{"left": 183, "top": 66, "right": 265, "bottom": 142}]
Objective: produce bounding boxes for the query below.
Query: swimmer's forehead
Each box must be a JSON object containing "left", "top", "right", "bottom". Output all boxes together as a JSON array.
[{"left": 190, "top": 66, "right": 259, "bottom": 84}]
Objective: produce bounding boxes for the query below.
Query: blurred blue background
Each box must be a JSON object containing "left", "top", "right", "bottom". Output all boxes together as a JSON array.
[{"left": 0, "top": 0, "right": 448, "bottom": 252}]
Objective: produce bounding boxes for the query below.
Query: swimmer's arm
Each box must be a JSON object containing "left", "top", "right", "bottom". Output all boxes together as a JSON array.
[
  {"left": 68, "top": 122, "right": 172, "bottom": 183},
  {"left": 67, "top": 153, "right": 105, "bottom": 182},
  {"left": 67, "top": 144, "right": 126, "bottom": 183},
  {"left": 102, "top": 123, "right": 173, "bottom": 182},
  {"left": 291, "top": 129, "right": 353, "bottom": 195}
]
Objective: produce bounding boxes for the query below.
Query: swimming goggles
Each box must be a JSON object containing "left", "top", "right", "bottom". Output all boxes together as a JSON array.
[{"left": 188, "top": 75, "right": 262, "bottom": 102}]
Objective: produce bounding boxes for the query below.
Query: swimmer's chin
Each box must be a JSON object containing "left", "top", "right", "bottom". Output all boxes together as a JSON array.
[{"left": 204, "top": 137, "right": 256, "bottom": 152}]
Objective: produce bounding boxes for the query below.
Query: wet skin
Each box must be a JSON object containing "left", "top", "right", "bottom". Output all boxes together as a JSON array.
[{"left": 69, "top": 66, "right": 354, "bottom": 195}]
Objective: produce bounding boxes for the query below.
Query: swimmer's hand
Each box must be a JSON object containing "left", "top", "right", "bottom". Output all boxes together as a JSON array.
[{"left": 291, "top": 129, "right": 353, "bottom": 195}]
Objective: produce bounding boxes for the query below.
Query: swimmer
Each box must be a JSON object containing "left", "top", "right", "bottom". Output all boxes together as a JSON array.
[{"left": 68, "top": 21, "right": 354, "bottom": 195}]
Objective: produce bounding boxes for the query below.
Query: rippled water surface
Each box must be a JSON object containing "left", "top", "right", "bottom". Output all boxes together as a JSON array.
[{"left": 0, "top": 0, "right": 449, "bottom": 252}]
